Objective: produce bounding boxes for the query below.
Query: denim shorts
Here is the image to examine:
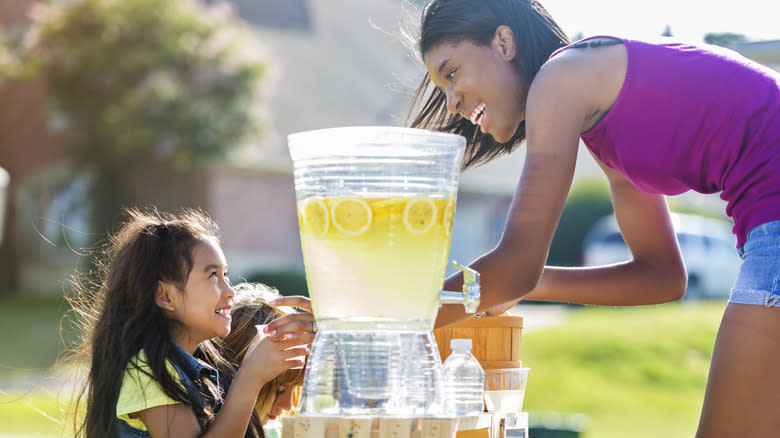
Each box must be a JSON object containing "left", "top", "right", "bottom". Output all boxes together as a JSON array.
[{"left": 731, "top": 219, "right": 780, "bottom": 307}]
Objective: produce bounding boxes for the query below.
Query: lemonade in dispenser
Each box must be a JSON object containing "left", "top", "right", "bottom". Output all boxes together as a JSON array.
[{"left": 288, "top": 126, "right": 480, "bottom": 417}]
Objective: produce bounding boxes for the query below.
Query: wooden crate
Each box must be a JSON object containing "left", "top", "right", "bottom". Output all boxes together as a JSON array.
[{"left": 433, "top": 315, "right": 523, "bottom": 369}]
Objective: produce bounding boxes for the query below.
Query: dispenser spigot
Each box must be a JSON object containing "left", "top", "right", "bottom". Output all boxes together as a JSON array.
[{"left": 439, "top": 261, "right": 481, "bottom": 314}]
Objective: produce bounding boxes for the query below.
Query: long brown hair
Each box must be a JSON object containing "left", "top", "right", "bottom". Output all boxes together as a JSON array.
[
  {"left": 407, "top": 0, "right": 570, "bottom": 170},
  {"left": 67, "top": 207, "right": 229, "bottom": 437},
  {"left": 209, "top": 282, "right": 305, "bottom": 437}
]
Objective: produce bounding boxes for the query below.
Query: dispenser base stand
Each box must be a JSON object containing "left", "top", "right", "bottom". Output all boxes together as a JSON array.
[
  {"left": 280, "top": 413, "right": 528, "bottom": 438},
  {"left": 281, "top": 416, "right": 458, "bottom": 438}
]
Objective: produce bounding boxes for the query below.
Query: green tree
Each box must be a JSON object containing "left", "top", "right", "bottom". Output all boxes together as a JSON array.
[
  {"left": 0, "top": 29, "right": 25, "bottom": 84},
  {"left": 704, "top": 32, "right": 748, "bottom": 47},
  {"left": 547, "top": 179, "right": 613, "bottom": 266},
  {"left": 23, "top": 0, "right": 267, "bottom": 239}
]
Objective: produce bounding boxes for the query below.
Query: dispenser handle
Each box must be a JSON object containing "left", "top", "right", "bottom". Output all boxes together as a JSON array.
[
  {"left": 452, "top": 261, "right": 479, "bottom": 287},
  {"left": 439, "top": 261, "right": 481, "bottom": 314}
]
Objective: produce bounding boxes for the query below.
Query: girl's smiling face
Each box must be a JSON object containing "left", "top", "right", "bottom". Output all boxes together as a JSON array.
[
  {"left": 423, "top": 26, "right": 527, "bottom": 143},
  {"left": 160, "top": 238, "right": 234, "bottom": 353}
]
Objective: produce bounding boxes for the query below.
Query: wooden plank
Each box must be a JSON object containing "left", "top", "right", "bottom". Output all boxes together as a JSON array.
[
  {"left": 482, "top": 328, "right": 507, "bottom": 361},
  {"left": 378, "top": 418, "right": 414, "bottom": 438},
  {"left": 480, "top": 360, "right": 522, "bottom": 370},
  {"left": 435, "top": 327, "right": 452, "bottom": 358},
  {"left": 455, "top": 429, "right": 490, "bottom": 438},
  {"left": 339, "top": 418, "right": 373, "bottom": 438},
  {"left": 510, "top": 328, "right": 522, "bottom": 362},
  {"left": 439, "top": 316, "right": 523, "bottom": 329},
  {"left": 420, "top": 418, "right": 459, "bottom": 438},
  {"left": 287, "top": 416, "right": 330, "bottom": 438}
]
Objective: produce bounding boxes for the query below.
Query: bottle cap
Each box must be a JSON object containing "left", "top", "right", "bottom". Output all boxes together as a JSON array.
[{"left": 450, "top": 338, "right": 472, "bottom": 352}]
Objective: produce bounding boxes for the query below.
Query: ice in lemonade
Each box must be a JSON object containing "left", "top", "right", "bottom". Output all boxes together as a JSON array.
[{"left": 297, "top": 194, "right": 456, "bottom": 322}]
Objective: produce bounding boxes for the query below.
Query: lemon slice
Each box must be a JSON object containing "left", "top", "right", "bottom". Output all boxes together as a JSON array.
[
  {"left": 370, "top": 198, "right": 405, "bottom": 225},
  {"left": 301, "top": 197, "right": 329, "bottom": 238},
  {"left": 331, "top": 197, "right": 372, "bottom": 236},
  {"left": 403, "top": 196, "right": 437, "bottom": 234},
  {"left": 443, "top": 197, "right": 456, "bottom": 236}
]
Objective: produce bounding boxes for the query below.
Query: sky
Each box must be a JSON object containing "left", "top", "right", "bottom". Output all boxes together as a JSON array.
[{"left": 540, "top": 0, "right": 780, "bottom": 43}]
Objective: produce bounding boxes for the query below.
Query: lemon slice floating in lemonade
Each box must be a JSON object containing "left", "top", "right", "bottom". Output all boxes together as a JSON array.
[
  {"left": 443, "top": 197, "right": 456, "bottom": 236},
  {"left": 403, "top": 196, "right": 437, "bottom": 234},
  {"left": 331, "top": 197, "right": 373, "bottom": 236},
  {"left": 301, "top": 197, "right": 329, "bottom": 238}
]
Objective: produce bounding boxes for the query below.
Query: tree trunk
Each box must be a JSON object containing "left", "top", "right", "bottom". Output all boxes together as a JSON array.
[
  {"left": 0, "top": 184, "right": 20, "bottom": 295},
  {"left": 88, "top": 165, "right": 129, "bottom": 248}
]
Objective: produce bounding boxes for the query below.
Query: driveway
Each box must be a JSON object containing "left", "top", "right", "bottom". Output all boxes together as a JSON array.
[{"left": 507, "top": 303, "right": 571, "bottom": 332}]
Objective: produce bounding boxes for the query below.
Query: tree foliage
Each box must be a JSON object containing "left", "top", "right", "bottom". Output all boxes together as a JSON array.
[
  {"left": 23, "top": 0, "right": 268, "bottom": 236},
  {"left": 704, "top": 32, "right": 748, "bottom": 47},
  {"left": 547, "top": 179, "right": 613, "bottom": 266},
  {"left": 0, "top": 29, "right": 25, "bottom": 84}
]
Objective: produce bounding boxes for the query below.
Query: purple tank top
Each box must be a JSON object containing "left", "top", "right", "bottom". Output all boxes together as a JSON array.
[{"left": 551, "top": 36, "right": 780, "bottom": 247}]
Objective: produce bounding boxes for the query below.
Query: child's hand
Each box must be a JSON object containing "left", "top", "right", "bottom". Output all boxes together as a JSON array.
[
  {"left": 264, "top": 296, "right": 316, "bottom": 344},
  {"left": 268, "top": 295, "right": 313, "bottom": 313},
  {"left": 240, "top": 326, "right": 310, "bottom": 386}
]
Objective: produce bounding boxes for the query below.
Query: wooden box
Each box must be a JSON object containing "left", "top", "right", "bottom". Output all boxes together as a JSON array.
[{"left": 433, "top": 315, "right": 523, "bottom": 369}]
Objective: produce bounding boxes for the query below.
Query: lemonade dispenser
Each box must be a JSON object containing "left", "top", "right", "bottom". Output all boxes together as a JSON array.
[{"left": 288, "top": 126, "right": 479, "bottom": 418}]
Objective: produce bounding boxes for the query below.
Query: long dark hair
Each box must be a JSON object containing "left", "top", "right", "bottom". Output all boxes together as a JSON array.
[
  {"left": 208, "top": 282, "right": 306, "bottom": 438},
  {"left": 406, "top": 0, "right": 570, "bottom": 170},
  {"left": 67, "top": 207, "right": 229, "bottom": 437}
]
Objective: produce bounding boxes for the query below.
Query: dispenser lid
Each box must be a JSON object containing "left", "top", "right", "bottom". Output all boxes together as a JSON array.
[
  {"left": 450, "top": 338, "right": 472, "bottom": 352},
  {"left": 287, "top": 126, "right": 465, "bottom": 161}
]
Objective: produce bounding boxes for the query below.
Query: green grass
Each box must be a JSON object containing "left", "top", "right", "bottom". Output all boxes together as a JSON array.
[
  {"left": 0, "top": 294, "right": 726, "bottom": 437},
  {"left": 0, "top": 292, "right": 81, "bottom": 436},
  {"left": 0, "top": 293, "right": 80, "bottom": 376},
  {"left": 0, "top": 390, "right": 72, "bottom": 436},
  {"left": 522, "top": 301, "right": 726, "bottom": 438}
]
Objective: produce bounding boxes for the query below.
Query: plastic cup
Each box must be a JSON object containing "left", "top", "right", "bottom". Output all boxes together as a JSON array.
[{"left": 483, "top": 368, "right": 530, "bottom": 413}]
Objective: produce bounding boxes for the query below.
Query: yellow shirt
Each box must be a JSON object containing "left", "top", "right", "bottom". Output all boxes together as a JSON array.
[{"left": 116, "top": 351, "right": 182, "bottom": 431}]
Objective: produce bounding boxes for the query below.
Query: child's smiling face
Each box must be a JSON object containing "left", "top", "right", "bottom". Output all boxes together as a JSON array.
[{"left": 162, "top": 237, "right": 234, "bottom": 352}]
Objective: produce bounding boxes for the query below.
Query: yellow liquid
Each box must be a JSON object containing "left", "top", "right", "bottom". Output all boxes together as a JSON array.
[{"left": 297, "top": 195, "right": 455, "bottom": 323}]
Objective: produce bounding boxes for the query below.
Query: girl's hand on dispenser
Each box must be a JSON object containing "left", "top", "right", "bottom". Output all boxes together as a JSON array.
[
  {"left": 482, "top": 298, "right": 522, "bottom": 317},
  {"left": 264, "top": 296, "right": 317, "bottom": 344},
  {"left": 241, "top": 327, "right": 310, "bottom": 387}
]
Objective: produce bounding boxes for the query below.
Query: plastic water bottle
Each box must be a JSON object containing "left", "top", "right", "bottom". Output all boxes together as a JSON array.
[{"left": 442, "top": 338, "right": 485, "bottom": 416}]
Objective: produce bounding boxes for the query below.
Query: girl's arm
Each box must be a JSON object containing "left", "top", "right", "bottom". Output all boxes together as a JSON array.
[
  {"left": 436, "top": 48, "right": 583, "bottom": 327},
  {"left": 524, "top": 159, "right": 687, "bottom": 305},
  {"left": 139, "top": 334, "right": 310, "bottom": 437},
  {"left": 435, "top": 44, "right": 686, "bottom": 327}
]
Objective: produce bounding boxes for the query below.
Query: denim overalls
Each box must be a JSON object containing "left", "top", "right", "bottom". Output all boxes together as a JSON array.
[{"left": 117, "top": 343, "right": 223, "bottom": 437}]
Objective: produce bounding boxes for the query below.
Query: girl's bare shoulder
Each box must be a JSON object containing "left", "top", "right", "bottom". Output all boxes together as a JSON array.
[{"left": 531, "top": 44, "right": 627, "bottom": 131}]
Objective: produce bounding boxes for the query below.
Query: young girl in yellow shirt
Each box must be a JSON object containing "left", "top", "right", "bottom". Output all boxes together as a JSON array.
[{"left": 68, "top": 208, "right": 314, "bottom": 437}]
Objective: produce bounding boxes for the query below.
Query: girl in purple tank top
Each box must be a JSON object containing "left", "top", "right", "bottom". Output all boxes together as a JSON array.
[{"left": 407, "top": 0, "right": 780, "bottom": 436}]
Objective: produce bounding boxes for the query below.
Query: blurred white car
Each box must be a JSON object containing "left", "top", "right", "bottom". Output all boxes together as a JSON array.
[{"left": 582, "top": 212, "right": 741, "bottom": 300}]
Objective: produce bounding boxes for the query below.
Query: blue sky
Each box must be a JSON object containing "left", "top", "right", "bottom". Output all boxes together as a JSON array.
[{"left": 541, "top": 0, "right": 780, "bottom": 43}]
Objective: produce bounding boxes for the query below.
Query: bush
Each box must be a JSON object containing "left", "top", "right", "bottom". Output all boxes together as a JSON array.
[
  {"left": 547, "top": 179, "right": 613, "bottom": 266},
  {"left": 243, "top": 269, "right": 309, "bottom": 297},
  {"left": 22, "top": 0, "right": 269, "bottom": 238}
]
